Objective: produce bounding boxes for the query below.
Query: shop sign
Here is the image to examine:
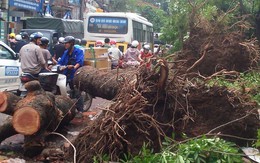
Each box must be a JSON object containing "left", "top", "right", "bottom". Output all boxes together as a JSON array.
[{"left": 9, "top": 0, "right": 43, "bottom": 12}]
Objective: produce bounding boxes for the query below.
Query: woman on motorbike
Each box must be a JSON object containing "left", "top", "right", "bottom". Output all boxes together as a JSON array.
[{"left": 123, "top": 40, "right": 141, "bottom": 68}]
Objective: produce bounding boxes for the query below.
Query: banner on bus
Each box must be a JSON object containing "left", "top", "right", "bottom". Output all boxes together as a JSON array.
[{"left": 88, "top": 16, "right": 128, "bottom": 34}]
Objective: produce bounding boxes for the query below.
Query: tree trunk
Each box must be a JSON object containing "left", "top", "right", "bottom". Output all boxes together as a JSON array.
[
  {"left": 0, "top": 92, "right": 21, "bottom": 115},
  {"left": 0, "top": 115, "right": 17, "bottom": 142},
  {"left": 55, "top": 95, "right": 77, "bottom": 126},
  {"left": 13, "top": 82, "right": 77, "bottom": 135},
  {"left": 74, "top": 66, "right": 134, "bottom": 100}
]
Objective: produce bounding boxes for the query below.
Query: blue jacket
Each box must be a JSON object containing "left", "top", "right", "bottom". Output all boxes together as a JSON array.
[{"left": 58, "top": 46, "right": 84, "bottom": 80}]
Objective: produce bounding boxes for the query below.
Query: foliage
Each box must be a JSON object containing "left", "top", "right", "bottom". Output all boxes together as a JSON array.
[
  {"left": 206, "top": 71, "right": 260, "bottom": 104},
  {"left": 137, "top": 6, "right": 167, "bottom": 32},
  {"left": 160, "top": 0, "right": 259, "bottom": 52},
  {"left": 255, "top": 129, "right": 260, "bottom": 148},
  {"left": 93, "top": 154, "right": 109, "bottom": 163},
  {"left": 119, "top": 136, "right": 243, "bottom": 163}
]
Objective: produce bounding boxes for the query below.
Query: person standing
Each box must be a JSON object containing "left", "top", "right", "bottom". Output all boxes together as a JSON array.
[
  {"left": 58, "top": 36, "right": 84, "bottom": 112},
  {"left": 19, "top": 32, "right": 47, "bottom": 76},
  {"left": 107, "top": 40, "right": 122, "bottom": 69}
]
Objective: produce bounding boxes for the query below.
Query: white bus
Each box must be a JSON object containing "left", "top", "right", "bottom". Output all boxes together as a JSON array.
[{"left": 84, "top": 12, "right": 153, "bottom": 52}]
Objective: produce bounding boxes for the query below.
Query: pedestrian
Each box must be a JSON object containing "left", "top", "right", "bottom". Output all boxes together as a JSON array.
[
  {"left": 107, "top": 40, "right": 122, "bottom": 69},
  {"left": 53, "top": 37, "right": 66, "bottom": 64},
  {"left": 122, "top": 40, "right": 140, "bottom": 68},
  {"left": 58, "top": 36, "right": 84, "bottom": 113},
  {"left": 19, "top": 32, "right": 48, "bottom": 77}
]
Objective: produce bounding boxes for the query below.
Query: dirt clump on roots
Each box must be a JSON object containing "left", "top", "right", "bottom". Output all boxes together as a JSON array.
[
  {"left": 173, "top": 24, "right": 259, "bottom": 76},
  {"left": 70, "top": 12, "right": 260, "bottom": 163}
]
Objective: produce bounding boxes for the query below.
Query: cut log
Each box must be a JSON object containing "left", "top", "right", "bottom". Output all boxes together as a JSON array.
[
  {"left": 0, "top": 115, "right": 17, "bottom": 142},
  {"left": 13, "top": 81, "right": 59, "bottom": 135},
  {"left": 13, "top": 81, "right": 76, "bottom": 135},
  {"left": 74, "top": 66, "right": 135, "bottom": 100},
  {"left": 0, "top": 92, "right": 21, "bottom": 115}
]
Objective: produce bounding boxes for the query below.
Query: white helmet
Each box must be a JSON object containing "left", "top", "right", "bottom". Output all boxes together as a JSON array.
[
  {"left": 143, "top": 44, "right": 150, "bottom": 50},
  {"left": 58, "top": 37, "right": 65, "bottom": 43},
  {"left": 15, "top": 34, "right": 22, "bottom": 41},
  {"left": 131, "top": 40, "right": 139, "bottom": 48}
]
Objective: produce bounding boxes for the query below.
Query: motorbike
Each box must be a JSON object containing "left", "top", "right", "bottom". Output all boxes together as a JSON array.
[{"left": 18, "top": 64, "right": 93, "bottom": 112}]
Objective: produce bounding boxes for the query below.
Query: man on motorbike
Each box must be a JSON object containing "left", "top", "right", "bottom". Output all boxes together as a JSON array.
[
  {"left": 19, "top": 32, "right": 48, "bottom": 77},
  {"left": 39, "top": 37, "right": 53, "bottom": 70},
  {"left": 58, "top": 36, "right": 84, "bottom": 112},
  {"left": 53, "top": 37, "right": 66, "bottom": 64}
]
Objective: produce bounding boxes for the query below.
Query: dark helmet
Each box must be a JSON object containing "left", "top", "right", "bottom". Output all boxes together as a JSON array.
[
  {"left": 30, "top": 32, "right": 43, "bottom": 41},
  {"left": 20, "top": 32, "right": 29, "bottom": 39},
  {"left": 75, "top": 38, "right": 81, "bottom": 45},
  {"left": 104, "top": 37, "right": 110, "bottom": 43},
  {"left": 81, "top": 39, "right": 87, "bottom": 46},
  {"left": 64, "top": 36, "right": 75, "bottom": 44},
  {"left": 40, "top": 37, "right": 49, "bottom": 46}
]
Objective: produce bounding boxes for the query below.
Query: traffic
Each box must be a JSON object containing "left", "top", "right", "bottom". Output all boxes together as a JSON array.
[{"left": 0, "top": 11, "right": 172, "bottom": 115}]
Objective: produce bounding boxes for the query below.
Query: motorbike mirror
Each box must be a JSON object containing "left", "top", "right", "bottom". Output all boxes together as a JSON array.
[{"left": 14, "top": 53, "right": 19, "bottom": 60}]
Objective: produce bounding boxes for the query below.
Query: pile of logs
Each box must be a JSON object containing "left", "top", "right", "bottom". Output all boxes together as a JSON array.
[{"left": 0, "top": 81, "right": 76, "bottom": 157}]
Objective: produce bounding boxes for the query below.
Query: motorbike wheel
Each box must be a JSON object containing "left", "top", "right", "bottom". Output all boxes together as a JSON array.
[{"left": 81, "top": 91, "right": 93, "bottom": 112}]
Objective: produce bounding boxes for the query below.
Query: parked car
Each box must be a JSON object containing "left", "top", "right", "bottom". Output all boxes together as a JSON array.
[{"left": 0, "top": 41, "right": 21, "bottom": 92}]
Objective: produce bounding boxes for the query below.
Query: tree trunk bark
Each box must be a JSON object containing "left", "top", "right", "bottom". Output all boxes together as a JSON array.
[
  {"left": 13, "top": 81, "right": 59, "bottom": 135},
  {"left": 0, "top": 92, "right": 21, "bottom": 115},
  {"left": 55, "top": 95, "right": 76, "bottom": 126},
  {"left": 0, "top": 115, "right": 17, "bottom": 142},
  {"left": 74, "top": 66, "right": 134, "bottom": 100}
]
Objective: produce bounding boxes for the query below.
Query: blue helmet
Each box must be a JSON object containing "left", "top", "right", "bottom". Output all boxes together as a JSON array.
[{"left": 30, "top": 32, "right": 43, "bottom": 41}]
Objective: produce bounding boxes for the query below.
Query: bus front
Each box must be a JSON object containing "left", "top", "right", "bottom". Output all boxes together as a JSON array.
[{"left": 84, "top": 13, "right": 130, "bottom": 52}]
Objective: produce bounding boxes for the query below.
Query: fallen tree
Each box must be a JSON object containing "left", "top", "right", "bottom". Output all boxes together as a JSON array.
[
  {"left": 74, "top": 66, "right": 139, "bottom": 100},
  {"left": 0, "top": 91, "right": 21, "bottom": 115},
  {"left": 70, "top": 6, "right": 260, "bottom": 162}
]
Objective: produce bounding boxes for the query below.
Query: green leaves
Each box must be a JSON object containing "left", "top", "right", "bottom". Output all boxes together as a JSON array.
[
  {"left": 117, "top": 136, "right": 243, "bottom": 162},
  {"left": 207, "top": 71, "right": 260, "bottom": 105}
]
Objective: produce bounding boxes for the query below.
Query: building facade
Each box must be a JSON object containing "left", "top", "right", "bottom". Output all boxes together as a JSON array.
[{"left": 0, "top": 0, "right": 84, "bottom": 42}]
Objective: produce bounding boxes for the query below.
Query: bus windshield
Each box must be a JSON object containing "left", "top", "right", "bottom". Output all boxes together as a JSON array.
[{"left": 87, "top": 16, "right": 128, "bottom": 34}]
